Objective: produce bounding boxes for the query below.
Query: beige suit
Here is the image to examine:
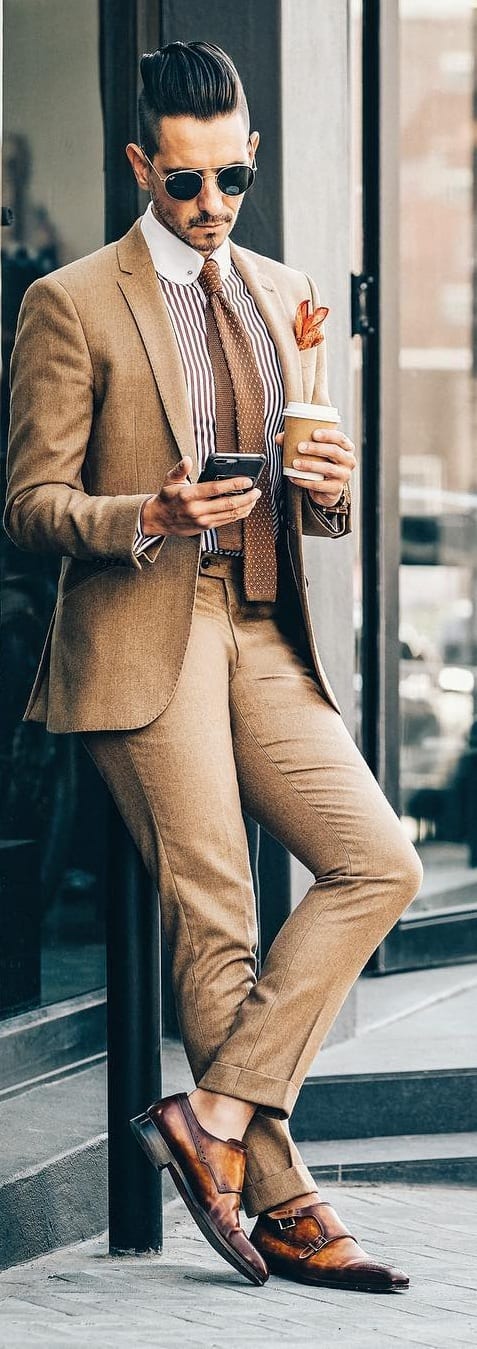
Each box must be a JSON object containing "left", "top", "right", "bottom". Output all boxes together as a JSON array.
[
  {"left": 5, "top": 220, "right": 422, "bottom": 1217},
  {"left": 5, "top": 220, "right": 349, "bottom": 733}
]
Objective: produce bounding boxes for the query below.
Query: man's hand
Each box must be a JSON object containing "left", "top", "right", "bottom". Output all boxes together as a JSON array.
[
  {"left": 140, "top": 456, "right": 262, "bottom": 537},
  {"left": 275, "top": 429, "right": 356, "bottom": 508}
]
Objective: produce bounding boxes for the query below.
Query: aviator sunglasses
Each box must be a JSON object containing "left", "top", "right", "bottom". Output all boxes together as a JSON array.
[{"left": 141, "top": 145, "right": 257, "bottom": 201}]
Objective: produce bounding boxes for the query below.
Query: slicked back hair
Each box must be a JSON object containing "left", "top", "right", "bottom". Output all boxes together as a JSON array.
[{"left": 138, "top": 40, "right": 250, "bottom": 158}]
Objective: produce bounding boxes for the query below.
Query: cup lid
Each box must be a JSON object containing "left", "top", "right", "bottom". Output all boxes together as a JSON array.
[{"left": 284, "top": 402, "right": 340, "bottom": 421}]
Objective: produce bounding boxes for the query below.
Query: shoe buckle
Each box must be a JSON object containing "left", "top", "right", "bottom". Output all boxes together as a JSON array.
[
  {"left": 278, "top": 1216, "right": 296, "bottom": 1230},
  {"left": 299, "top": 1236, "right": 328, "bottom": 1260}
]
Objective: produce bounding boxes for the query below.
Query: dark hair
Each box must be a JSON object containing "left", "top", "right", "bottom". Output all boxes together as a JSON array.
[{"left": 138, "top": 41, "right": 250, "bottom": 157}]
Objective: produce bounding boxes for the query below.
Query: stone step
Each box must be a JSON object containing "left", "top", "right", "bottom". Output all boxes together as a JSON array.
[
  {"left": 292, "top": 1066, "right": 477, "bottom": 1140},
  {"left": 300, "top": 1130, "right": 477, "bottom": 1185},
  {"left": 2, "top": 1051, "right": 476, "bottom": 1269}
]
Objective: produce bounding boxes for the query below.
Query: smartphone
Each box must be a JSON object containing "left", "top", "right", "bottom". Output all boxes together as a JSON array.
[{"left": 197, "top": 453, "right": 266, "bottom": 494}]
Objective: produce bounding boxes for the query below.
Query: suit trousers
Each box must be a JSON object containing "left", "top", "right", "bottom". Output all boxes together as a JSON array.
[{"left": 84, "top": 554, "right": 423, "bottom": 1216}]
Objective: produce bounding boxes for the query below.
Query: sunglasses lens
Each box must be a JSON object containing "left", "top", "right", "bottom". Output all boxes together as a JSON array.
[
  {"left": 216, "top": 165, "right": 255, "bottom": 196},
  {"left": 165, "top": 172, "right": 203, "bottom": 200},
  {"left": 164, "top": 164, "right": 255, "bottom": 200}
]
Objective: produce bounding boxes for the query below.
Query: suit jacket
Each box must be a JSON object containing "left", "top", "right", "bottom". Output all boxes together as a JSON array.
[{"left": 4, "top": 219, "right": 351, "bottom": 733}]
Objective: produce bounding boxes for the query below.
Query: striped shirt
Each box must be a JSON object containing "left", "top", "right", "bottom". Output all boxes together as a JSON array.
[{"left": 134, "top": 205, "right": 285, "bottom": 558}]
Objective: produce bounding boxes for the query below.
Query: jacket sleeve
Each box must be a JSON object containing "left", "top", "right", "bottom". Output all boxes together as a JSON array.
[
  {"left": 299, "top": 271, "right": 352, "bottom": 541},
  {"left": 4, "top": 276, "right": 153, "bottom": 568}
]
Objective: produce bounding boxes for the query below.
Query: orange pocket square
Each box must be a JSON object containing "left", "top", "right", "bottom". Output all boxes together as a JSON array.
[{"left": 294, "top": 300, "right": 329, "bottom": 350}]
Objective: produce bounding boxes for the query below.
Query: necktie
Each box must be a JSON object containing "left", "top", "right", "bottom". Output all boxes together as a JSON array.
[{"left": 198, "top": 258, "right": 278, "bottom": 602}]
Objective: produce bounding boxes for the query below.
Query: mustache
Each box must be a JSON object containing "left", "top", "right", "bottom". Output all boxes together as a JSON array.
[{"left": 188, "top": 213, "right": 233, "bottom": 227}]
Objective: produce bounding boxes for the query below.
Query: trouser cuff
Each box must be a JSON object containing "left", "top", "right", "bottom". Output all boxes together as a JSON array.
[
  {"left": 197, "top": 1061, "right": 298, "bottom": 1118},
  {"left": 242, "top": 1161, "right": 317, "bottom": 1218}
]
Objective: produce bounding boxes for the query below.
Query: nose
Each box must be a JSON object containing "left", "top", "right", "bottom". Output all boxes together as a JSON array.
[{"left": 196, "top": 173, "right": 225, "bottom": 215}]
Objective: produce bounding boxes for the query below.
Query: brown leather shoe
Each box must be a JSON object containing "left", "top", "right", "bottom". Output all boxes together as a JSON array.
[
  {"left": 130, "top": 1092, "right": 268, "bottom": 1286},
  {"left": 250, "top": 1201, "right": 409, "bottom": 1293}
]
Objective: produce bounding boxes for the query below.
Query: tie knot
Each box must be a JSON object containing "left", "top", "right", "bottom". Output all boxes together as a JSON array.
[{"left": 198, "top": 258, "right": 223, "bottom": 297}]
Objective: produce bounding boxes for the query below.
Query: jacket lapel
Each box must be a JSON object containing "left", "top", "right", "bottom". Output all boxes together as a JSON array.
[{"left": 116, "top": 221, "right": 198, "bottom": 475}]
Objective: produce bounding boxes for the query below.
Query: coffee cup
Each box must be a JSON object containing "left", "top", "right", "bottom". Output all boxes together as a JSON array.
[{"left": 283, "top": 402, "right": 341, "bottom": 484}]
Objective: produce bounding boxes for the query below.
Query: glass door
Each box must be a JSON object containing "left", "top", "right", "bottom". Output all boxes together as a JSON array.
[
  {"left": 399, "top": 0, "right": 477, "bottom": 917},
  {"left": 1, "top": 0, "right": 108, "bottom": 1022},
  {"left": 358, "top": 0, "right": 477, "bottom": 970}
]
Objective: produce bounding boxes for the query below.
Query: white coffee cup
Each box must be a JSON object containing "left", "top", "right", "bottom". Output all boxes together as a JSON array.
[{"left": 283, "top": 402, "right": 341, "bottom": 484}]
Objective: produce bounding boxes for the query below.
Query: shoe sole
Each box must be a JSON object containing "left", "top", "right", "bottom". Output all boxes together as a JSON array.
[
  {"left": 264, "top": 1256, "right": 409, "bottom": 1294},
  {"left": 130, "top": 1112, "right": 267, "bottom": 1287}
]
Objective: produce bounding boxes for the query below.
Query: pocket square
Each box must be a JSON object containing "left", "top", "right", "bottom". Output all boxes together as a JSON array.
[{"left": 294, "top": 300, "right": 329, "bottom": 350}]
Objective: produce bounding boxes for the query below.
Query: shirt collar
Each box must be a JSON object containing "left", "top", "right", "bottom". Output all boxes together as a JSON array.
[{"left": 140, "top": 201, "right": 231, "bottom": 285}]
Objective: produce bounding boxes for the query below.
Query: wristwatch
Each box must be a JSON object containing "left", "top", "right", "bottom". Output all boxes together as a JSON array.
[{"left": 322, "top": 481, "right": 351, "bottom": 515}]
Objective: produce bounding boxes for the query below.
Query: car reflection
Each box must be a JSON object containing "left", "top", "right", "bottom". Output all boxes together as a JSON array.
[{"left": 398, "top": 624, "right": 476, "bottom": 866}]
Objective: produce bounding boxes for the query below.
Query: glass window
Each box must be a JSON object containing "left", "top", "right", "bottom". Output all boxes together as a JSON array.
[
  {"left": 1, "top": 0, "right": 107, "bottom": 1017},
  {"left": 399, "top": 0, "right": 477, "bottom": 915},
  {"left": 350, "top": 0, "right": 364, "bottom": 750}
]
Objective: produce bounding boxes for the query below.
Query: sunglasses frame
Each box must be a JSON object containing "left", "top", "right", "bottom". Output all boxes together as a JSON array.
[{"left": 140, "top": 145, "right": 257, "bottom": 201}]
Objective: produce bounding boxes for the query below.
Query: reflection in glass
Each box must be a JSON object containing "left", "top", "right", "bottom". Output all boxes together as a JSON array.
[
  {"left": 1, "top": 0, "right": 106, "bottom": 1017},
  {"left": 399, "top": 0, "right": 477, "bottom": 913},
  {"left": 350, "top": 0, "right": 364, "bottom": 754}
]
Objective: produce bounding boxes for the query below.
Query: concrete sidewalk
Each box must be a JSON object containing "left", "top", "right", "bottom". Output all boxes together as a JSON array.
[{"left": 0, "top": 1182, "right": 476, "bottom": 1348}]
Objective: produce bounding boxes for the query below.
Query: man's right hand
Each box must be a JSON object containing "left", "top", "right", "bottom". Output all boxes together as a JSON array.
[{"left": 140, "top": 456, "right": 262, "bottom": 537}]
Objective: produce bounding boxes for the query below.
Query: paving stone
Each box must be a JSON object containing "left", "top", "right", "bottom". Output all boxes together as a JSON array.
[{"left": 0, "top": 1185, "right": 476, "bottom": 1347}]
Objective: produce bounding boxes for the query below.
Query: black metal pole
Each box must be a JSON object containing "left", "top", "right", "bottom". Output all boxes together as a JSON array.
[
  {"left": 99, "top": 0, "right": 140, "bottom": 246},
  {"left": 258, "top": 829, "right": 291, "bottom": 963},
  {"left": 244, "top": 815, "right": 292, "bottom": 970},
  {"left": 106, "top": 796, "right": 162, "bottom": 1255}
]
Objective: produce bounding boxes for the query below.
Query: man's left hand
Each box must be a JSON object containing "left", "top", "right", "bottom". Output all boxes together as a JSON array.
[{"left": 276, "top": 429, "right": 356, "bottom": 507}]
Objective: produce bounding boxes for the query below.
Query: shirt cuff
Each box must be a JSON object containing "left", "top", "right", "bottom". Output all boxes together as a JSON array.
[
  {"left": 133, "top": 502, "right": 164, "bottom": 558},
  {"left": 306, "top": 490, "right": 349, "bottom": 535}
]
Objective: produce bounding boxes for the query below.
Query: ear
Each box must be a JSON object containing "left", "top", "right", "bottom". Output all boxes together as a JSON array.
[
  {"left": 249, "top": 130, "right": 260, "bottom": 160},
  {"left": 126, "top": 143, "right": 150, "bottom": 192}
]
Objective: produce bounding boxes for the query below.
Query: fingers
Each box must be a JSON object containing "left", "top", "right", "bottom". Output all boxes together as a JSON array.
[
  {"left": 158, "top": 482, "right": 262, "bottom": 534},
  {"left": 161, "top": 474, "right": 255, "bottom": 502},
  {"left": 311, "top": 429, "right": 356, "bottom": 454},
  {"left": 276, "top": 429, "right": 355, "bottom": 461},
  {"left": 295, "top": 430, "right": 356, "bottom": 467},
  {"left": 288, "top": 475, "right": 345, "bottom": 499},
  {"left": 165, "top": 455, "right": 193, "bottom": 481},
  {"left": 293, "top": 446, "right": 354, "bottom": 470},
  {"left": 195, "top": 476, "right": 255, "bottom": 499},
  {"left": 157, "top": 458, "right": 263, "bottom": 536},
  {"left": 191, "top": 487, "right": 261, "bottom": 527},
  {"left": 290, "top": 458, "right": 348, "bottom": 481},
  {"left": 291, "top": 440, "right": 355, "bottom": 487},
  {"left": 181, "top": 484, "right": 260, "bottom": 510}
]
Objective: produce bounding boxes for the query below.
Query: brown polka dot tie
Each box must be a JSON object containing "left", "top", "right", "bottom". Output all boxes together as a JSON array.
[{"left": 198, "top": 258, "right": 277, "bottom": 602}]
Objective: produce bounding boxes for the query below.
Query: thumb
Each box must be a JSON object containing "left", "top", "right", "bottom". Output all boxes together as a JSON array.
[{"left": 167, "top": 455, "right": 193, "bottom": 481}]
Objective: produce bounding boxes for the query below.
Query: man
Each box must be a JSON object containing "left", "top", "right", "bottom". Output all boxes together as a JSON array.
[{"left": 5, "top": 41, "right": 422, "bottom": 1292}]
